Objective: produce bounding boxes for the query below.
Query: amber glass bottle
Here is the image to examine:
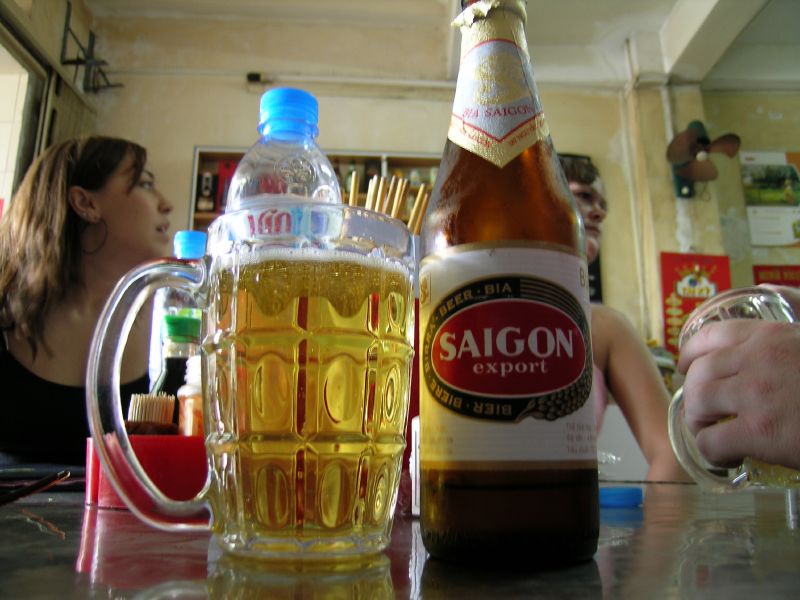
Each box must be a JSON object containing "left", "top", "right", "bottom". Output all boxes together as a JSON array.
[{"left": 418, "top": 0, "right": 599, "bottom": 567}]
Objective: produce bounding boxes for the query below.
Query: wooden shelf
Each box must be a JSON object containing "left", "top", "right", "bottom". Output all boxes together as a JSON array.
[
  {"left": 193, "top": 211, "right": 218, "bottom": 222},
  {"left": 188, "top": 146, "right": 439, "bottom": 231}
]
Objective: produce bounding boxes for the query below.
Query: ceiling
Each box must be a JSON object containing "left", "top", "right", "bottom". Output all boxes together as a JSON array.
[{"left": 82, "top": 0, "right": 800, "bottom": 91}]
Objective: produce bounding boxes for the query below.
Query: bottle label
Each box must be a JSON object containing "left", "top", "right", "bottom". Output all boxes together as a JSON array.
[
  {"left": 449, "top": 6, "right": 549, "bottom": 167},
  {"left": 419, "top": 244, "right": 596, "bottom": 467}
]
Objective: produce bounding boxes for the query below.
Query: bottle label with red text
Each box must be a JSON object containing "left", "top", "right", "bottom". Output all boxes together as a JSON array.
[
  {"left": 419, "top": 244, "right": 596, "bottom": 467},
  {"left": 449, "top": 4, "right": 549, "bottom": 167}
]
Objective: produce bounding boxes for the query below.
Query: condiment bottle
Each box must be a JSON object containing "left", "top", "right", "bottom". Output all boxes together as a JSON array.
[
  {"left": 178, "top": 355, "right": 203, "bottom": 436},
  {"left": 418, "top": 0, "right": 598, "bottom": 567},
  {"left": 150, "top": 314, "right": 201, "bottom": 424}
]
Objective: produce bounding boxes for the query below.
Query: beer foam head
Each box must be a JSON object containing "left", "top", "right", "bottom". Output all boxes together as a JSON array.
[{"left": 215, "top": 246, "right": 412, "bottom": 277}]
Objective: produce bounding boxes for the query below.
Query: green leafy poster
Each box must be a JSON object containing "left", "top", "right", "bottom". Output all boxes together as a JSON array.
[{"left": 740, "top": 151, "right": 800, "bottom": 247}]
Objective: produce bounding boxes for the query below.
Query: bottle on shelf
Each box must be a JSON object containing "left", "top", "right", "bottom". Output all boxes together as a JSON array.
[
  {"left": 226, "top": 87, "right": 340, "bottom": 211},
  {"left": 150, "top": 314, "right": 201, "bottom": 424},
  {"left": 418, "top": 0, "right": 598, "bottom": 567}
]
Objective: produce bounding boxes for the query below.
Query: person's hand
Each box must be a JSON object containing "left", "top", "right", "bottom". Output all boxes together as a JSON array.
[{"left": 677, "top": 319, "right": 800, "bottom": 471}]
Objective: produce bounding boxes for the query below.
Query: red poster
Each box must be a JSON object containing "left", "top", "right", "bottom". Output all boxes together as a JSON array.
[
  {"left": 753, "top": 265, "right": 800, "bottom": 287},
  {"left": 660, "top": 252, "right": 731, "bottom": 357}
]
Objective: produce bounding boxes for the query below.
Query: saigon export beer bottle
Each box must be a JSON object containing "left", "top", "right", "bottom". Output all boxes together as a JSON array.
[{"left": 418, "top": 0, "right": 599, "bottom": 566}]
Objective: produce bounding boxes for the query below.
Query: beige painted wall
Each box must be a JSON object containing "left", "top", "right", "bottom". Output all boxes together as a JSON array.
[
  {"left": 6, "top": 3, "right": 800, "bottom": 342},
  {"left": 81, "top": 10, "right": 652, "bottom": 329},
  {"left": 91, "top": 73, "right": 647, "bottom": 331},
  {"left": 705, "top": 92, "right": 800, "bottom": 279}
]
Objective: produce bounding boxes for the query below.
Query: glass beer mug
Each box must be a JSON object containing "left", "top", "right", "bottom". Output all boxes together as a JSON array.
[
  {"left": 87, "top": 199, "right": 415, "bottom": 560},
  {"left": 668, "top": 286, "right": 800, "bottom": 492}
]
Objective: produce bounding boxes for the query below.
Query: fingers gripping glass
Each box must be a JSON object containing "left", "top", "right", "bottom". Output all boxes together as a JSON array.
[{"left": 668, "top": 287, "right": 799, "bottom": 492}]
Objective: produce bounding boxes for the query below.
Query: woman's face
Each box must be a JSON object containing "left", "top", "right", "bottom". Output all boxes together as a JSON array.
[
  {"left": 92, "top": 153, "right": 173, "bottom": 265},
  {"left": 570, "top": 179, "right": 607, "bottom": 264}
]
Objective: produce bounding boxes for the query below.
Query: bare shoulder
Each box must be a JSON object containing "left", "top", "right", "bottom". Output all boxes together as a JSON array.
[
  {"left": 590, "top": 304, "right": 645, "bottom": 369},
  {"left": 591, "top": 303, "right": 637, "bottom": 337}
]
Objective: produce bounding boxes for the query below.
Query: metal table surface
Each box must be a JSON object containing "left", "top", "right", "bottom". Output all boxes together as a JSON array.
[{"left": 1, "top": 483, "right": 799, "bottom": 599}]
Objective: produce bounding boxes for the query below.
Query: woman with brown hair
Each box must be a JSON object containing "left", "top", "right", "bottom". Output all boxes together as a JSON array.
[{"left": 0, "top": 136, "right": 173, "bottom": 465}]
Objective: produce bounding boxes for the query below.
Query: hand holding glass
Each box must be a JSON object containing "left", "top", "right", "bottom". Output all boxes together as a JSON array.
[{"left": 668, "top": 286, "right": 800, "bottom": 492}]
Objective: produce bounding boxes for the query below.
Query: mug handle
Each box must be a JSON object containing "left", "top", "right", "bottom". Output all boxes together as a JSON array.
[
  {"left": 668, "top": 387, "right": 747, "bottom": 492},
  {"left": 86, "top": 258, "right": 212, "bottom": 530}
]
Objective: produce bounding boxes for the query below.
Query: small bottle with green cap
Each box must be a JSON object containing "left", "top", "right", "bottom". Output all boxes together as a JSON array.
[
  {"left": 150, "top": 314, "right": 201, "bottom": 424},
  {"left": 148, "top": 230, "right": 207, "bottom": 388}
]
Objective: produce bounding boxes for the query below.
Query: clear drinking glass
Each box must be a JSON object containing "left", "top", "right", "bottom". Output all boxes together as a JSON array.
[
  {"left": 86, "top": 198, "right": 415, "bottom": 560},
  {"left": 668, "top": 286, "right": 800, "bottom": 492}
]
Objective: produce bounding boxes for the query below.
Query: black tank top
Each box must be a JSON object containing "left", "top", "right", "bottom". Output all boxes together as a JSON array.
[{"left": 0, "top": 340, "right": 148, "bottom": 466}]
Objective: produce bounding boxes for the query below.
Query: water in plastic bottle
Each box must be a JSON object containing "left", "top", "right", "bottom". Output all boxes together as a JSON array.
[{"left": 225, "top": 87, "right": 341, "bottom": 211}]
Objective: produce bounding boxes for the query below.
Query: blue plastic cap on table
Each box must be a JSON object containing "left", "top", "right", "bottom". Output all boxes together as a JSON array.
[{"left": 600, "top": 486, "right": 643, "bottom": 508}]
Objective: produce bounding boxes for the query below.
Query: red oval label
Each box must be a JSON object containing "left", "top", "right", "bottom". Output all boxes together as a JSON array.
[{"left": 431, "top": 299, "right": 586, "bottom": 396}]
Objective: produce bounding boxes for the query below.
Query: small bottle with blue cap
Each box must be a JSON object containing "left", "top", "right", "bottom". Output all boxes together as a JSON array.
[{"left": 226, "top": 87, "right": 341, "bottom": 212}]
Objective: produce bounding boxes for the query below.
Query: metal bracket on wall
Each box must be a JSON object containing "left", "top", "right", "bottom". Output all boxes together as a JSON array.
[{"left": 60, "top": 1, "right": 122, "bottom": 93}]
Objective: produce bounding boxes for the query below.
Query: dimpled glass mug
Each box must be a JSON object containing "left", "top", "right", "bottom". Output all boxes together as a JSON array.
[
  {"left": 668, "top": 286, "right": 800, "bottom": 492},
  {"left": 87, "top": 198, "right": 415, "bottom": 560}
]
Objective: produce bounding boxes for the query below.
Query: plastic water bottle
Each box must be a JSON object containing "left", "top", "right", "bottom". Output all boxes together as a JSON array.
[
  {"left": 148, "top": 230, "right": 207, "bottom": 386},
  {"left": 225, "top": 87, "right": 341, "bottom": 212}
]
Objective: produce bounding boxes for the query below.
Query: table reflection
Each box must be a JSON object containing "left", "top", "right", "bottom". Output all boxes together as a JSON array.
[
  {"left": 75, "top": 504, "right": 402, "bottom": 598},
  {"left": 75, "top": 506, "right": 211, "bottom": 591},
  {"left": 2, "top": 485, "right": 800, "bottom": 598}
]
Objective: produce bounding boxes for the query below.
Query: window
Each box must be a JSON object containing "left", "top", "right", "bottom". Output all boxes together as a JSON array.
[{"left": 0, "top": 24, "right": 47, "bottom": 214}]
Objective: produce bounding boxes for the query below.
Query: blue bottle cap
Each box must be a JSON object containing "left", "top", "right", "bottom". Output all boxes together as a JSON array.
[
  {"left": 259, "top": 87, "right": 319, "bottom": 138},
  {"left": 599, "top": 486, "right": 643, "bottom": 508},
  {"left": 173, "top": 230, "right": 207, "bottom": 259}
]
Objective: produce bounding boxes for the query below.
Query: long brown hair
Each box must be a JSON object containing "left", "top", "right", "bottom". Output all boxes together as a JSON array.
[{"left": 0, "top": 136, "right": 146, "bottom": 355}]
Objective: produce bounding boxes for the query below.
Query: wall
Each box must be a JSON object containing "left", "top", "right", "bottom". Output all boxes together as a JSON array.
[
  {"left": 85, "top": 13, "right": 650, "bottom": 331},
  {"left": 704, "top": 91, "right": 800, "bottom": 282},
  {"left": 91, "top": 77, "right": 647, "bottom": 331},
  {"left": 9, "top": 3, "right": 800, "bottom": 342},
  {"left": 0, "top": 3, "right": 717, "bottom": 340}
]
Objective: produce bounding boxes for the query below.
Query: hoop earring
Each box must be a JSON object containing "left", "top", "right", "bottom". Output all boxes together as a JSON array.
[{"left": 82, "top": 218, "right": 108, "bottom": 255}]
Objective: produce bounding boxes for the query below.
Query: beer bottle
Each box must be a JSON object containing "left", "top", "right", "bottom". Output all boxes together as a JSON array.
[{"left": 418, "top": 0, "right": 598, "bottom": 567}]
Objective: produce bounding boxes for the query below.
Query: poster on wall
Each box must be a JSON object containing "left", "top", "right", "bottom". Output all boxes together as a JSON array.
[
  {"left": 753, "top": 265, "right": 800, "bottom": 288},
  {"left": 740, "top": 151, "right": 800, "bottom": 247},
  {"left": 660, "top": 252, "right": 731, "bottom": 358}
]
